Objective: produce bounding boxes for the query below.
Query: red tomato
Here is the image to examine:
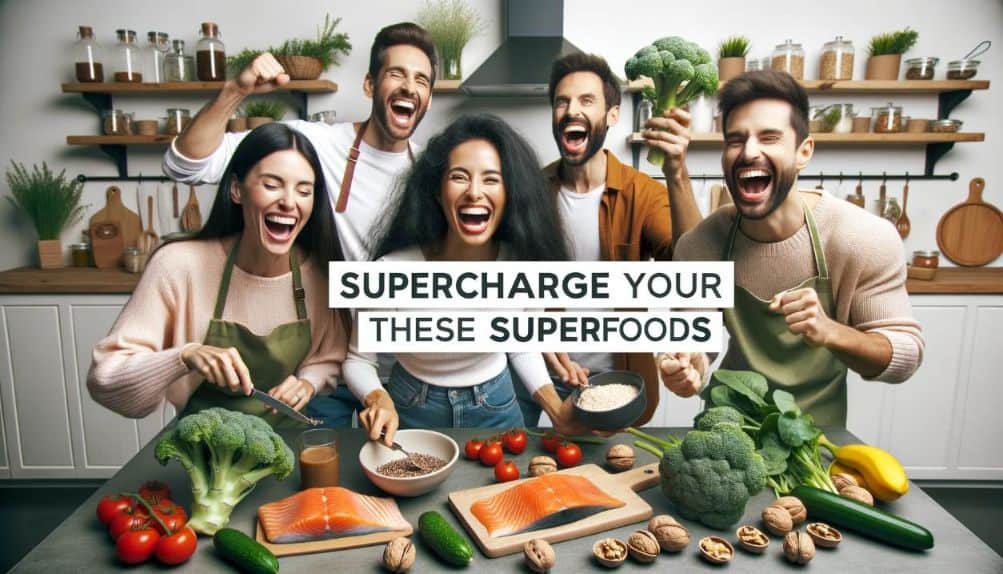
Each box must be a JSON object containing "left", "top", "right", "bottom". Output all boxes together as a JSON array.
[
  {"left": 494, "top": 460, "right": 520, "bottom": 482},
  {"left": 502, "top": 429, "right": 527, "bottom": 455},
  {"left": 478, "top": 441, "right": 504, "bottom": 466},
  {"left": 109, "top": 510, "right": 150, "bottom": 540},
  {"left": 96, "top": 494, "right": 135, "bottom": 525},
  {"left": 138, "top": 480, "right": 172, "bottom": 504},
  {"left": 116, "top": 527, "right": 161, "bottom": 564},
  {"left": 541, "top": 432, "right": 562, "bottom": 453},
  {"left": 154, "top": 526, "right": 197, "bottom": 565},
  {"left": 152, "top": 501, "right": 188, "bottom": 535},
  {"left": 556, "top": 442, "right": 582, "bottom": 468},
  {"left": 464, "top": 439, "right": 484, "bottom": 460}
]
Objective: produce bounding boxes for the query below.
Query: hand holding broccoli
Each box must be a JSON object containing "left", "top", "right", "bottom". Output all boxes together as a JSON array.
[{"left": 643, "top": 107, "right": 692, "bottom": 183}]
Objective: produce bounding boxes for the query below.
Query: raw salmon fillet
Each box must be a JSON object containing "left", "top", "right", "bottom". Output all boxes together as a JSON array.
[
  {"left": 258, "top": 487, "right": 411, "bottom": 543},
  {"left": 471, "top": 474, "right": 625, "bottom": 537}
]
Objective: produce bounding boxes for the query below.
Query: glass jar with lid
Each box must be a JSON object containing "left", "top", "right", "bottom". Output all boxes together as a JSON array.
[
  {"left": 904, "top": 57, "right": 938, "bottom": 80},
  {"left": 771, "top": 40, "right": 804, "bottom": 79},
  {"left": 113, "top": 29, "right": 142, "bottom": 82},
  {"left": 636, "top": 99, "right": 653, "bottom": 132},
  {"left": 102, "top": 109, "right": 133, "bottom": 135},
  {"left": 143, "top": 31, "right": 169, "bottom": 83},
  {"left": 164, "top": 108, "right": 191, "bottom": 135},
  {"left": 947, "top": 59, "right": 979, "bottom": 80},
  {"left": 74, "top": 25, "right": 104, "bottom": 82},
  {"left": 164, "top": 39, "right": 194, "bottom": 82},
  {"left": 70, "top": 243, "right": 91, "bottom": 267},
  {"left": 820, "top": 35, "right": 854, "bottom": 80},
  {"left": 871, "top": 102, "right": 903, "bottom": 133},
  {"left": 196, "top": 22, "right": 226, "bottom": 81}
]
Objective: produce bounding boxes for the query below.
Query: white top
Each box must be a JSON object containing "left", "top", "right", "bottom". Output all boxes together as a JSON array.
[
  {"left": 162, "top": 121, "right": 414, "bottom": 262},
  {"left": 341, "top": 245, "right": 552, "bottom": 400},
  {"left": 557, "top": 184, "right": 616, "bottom": 374}
]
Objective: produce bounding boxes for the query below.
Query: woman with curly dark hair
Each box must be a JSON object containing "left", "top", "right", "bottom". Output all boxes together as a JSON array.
[{"left": 343, "top": 114, "right": 589, "bottom": 443}]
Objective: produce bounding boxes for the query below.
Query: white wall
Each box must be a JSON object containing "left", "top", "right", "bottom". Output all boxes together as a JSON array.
[{"left": 0, "top": 0, "right": 1000, "bottom": 270}]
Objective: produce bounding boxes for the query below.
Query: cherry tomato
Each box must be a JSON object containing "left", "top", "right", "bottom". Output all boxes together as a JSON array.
[
  {"left": 154, "top": 526, "right": 197, "bottom": 565},
  {"left": 541, "top": 432, "right": 562, "bottom": 453},
  {"left": 138, "top": 480, "right": 172, "bottom": 504},
  {"left": 502, "top": 429, "right": 527, "bottom": 455},
  {"left": 494, "top": 460, "right": 520, "bottom": 482},
  {"left": 96, "top": 494, "right": 135, "bottom": 525},
  {"left": 151, "top": 501, "right": 188, "bottom": 535},
  {"left": 464, "top": 439, "right": 485, "bottom": 460},
  {"left": 478, "top": 441, "right": 504, "bottom": 466},
  {"left": 556, "top": 442, "right": 582, "bottom": 468},
  {"left": 116, "top": 526, "right": 161, "bottom": 565},
  {"left": 109, "top": 511, "right": 150, "bottom": 541}
]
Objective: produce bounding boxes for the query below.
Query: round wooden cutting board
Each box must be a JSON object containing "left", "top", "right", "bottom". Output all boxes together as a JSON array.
[{"left": 936, "top": 177, "right": 1003, "bottom": 267}]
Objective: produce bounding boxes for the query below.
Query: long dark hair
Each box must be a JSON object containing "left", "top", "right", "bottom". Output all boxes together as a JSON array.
[
  {"left": 370, "top": 114, "right": 569, "bottom": 261},
  {"left": 195, "top": 122, "right": 344, "bottom": 273}
]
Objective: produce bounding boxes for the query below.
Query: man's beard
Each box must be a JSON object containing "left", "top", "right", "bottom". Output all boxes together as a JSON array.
[
  {"left": 724, "top": 157, "right": 799, "bottom": 220},
  {"left": 554, "top": 115, "right": 608, "bottom": 166},
  {"left": 372, "top": 87, "right": 425, "bottom": 141}
]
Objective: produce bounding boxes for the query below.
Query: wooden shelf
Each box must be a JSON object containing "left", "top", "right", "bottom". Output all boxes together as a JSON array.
[
  {"left": 625, "top": 78, "right": 990, "bottom": 94},
  {"left": 906, "top": 267, "right": 1003, "bottom": 294},
  {"left": 627, "top": 132, "right": 986, "bottom": 145},
  {"left": 61, "top": 80, "right": 338, "bottom": 94},
  {"left": 67, "top": 135, "right": 175, "bottom": 145},
  {"left": 0, "top": 267, "right": 139, "bottom": 294},
  {"left": 434, "top": 79, "right": 463, "bottom": 94}
]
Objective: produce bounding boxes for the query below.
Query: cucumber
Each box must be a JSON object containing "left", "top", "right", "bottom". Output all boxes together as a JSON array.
[
  {"left": 418, "top": 511, "right": 474, "bottom": 566},
  {"left": 792, "top": 485, "right": 934, "bottom": 550},
  {"left": 213, "top": 527, "right": 280, "bottom": 574}
]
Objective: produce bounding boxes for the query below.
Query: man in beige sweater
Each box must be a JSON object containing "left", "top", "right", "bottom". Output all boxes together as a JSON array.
[{"left": 658, "top": 71, "right": 924, "bottom": 425}]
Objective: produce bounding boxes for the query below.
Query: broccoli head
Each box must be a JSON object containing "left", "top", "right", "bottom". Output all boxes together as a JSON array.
[
  {"left": 155, "top": 407, "right": 295, "bottom": 535},
  {"left": 694, "top": 406, "right": 746, "bottom": 431}
]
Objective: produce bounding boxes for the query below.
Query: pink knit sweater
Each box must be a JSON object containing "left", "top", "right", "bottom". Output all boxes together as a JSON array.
[
  {"left": 675, "top": 191, "right": 924, "bottom": 382},
  {"left": 87, "top": 238, "right": 346, "bottom": 418}
]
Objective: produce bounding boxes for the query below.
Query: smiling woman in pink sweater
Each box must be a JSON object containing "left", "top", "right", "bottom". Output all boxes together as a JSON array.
[{"left": 88, "top": 124, "right": 347, "bottom": 427}]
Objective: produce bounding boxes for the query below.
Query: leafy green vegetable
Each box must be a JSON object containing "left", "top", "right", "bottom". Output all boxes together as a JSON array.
[
  {"left": 771, "top": 389, "right": 799, "bottom": 415},
  {"left": 867, "top": 28, "right": 919, "bottom": 57}
]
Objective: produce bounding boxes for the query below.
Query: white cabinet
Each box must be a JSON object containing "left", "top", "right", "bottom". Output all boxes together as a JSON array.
[{"left": 0, "top": 294, "right": 171, "bottom": 479}]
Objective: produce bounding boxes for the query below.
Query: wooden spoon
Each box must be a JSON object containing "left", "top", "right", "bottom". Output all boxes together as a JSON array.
[
  {"left": 138, "top": 196, "right": 159, "bottom": 254},
  {"left": 172, "top": 183, "right": 179, "bottom": 218},
  {"left": 180, "top": 186, "right": 203, "bottom": 232},
  {"left": 896, "top": 182, "right": 911, "bottom": 238}
]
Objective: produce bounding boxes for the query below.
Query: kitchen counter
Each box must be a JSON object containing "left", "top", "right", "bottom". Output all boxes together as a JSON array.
[{"left": 11, "top": 427, "right": 1002, "bottom": 573}]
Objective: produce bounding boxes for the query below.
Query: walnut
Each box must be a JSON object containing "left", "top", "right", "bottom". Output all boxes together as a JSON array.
[
  {"left": 772, "top": 496, "right": 807, "bottom": 524},
  {"left": 806, "top": 522, "right": 842, "bottom": 548},
  {"left": 840, "top": 485, "right": 875, "bottom": 506},
  {"left": 523, "top": 538, "right": 556, "bottom": 573},
  {"left": 735, "top": 525, "right": 770, "bottom": 553},
  {"left": 647, "top": 515, "right": 689, "bottom": 552},
  {"left": 783, "top": 530, "right": 815, "bottom": 565},
  {"left": 831, "top": 472, "right": 859, "bottom": 491},
  {"left": 382, "top": 537, "right": 415, "bottom": 573},
  {"left": 529, "top": 456, "right": 557, "bottom": 477},
  {"left": 762, "top": 504, "right": 794, "bottom": 535},
  {"left": 626, "top": 530, "right": 659, "bottom": 563},
  {"left": 592, "top": 538, "right": 627, "bottom": 567},
  {"left": 698, "top": 536, "right": 734, "bottom": 564},
  {"left": 605, "top": 444, "right": 635, "bottom": 472}
]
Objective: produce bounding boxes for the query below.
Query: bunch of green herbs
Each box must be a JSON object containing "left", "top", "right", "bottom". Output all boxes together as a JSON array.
[
  {"left": 5, "top": 161, "right": 86, "bottom": 240},
  {"left": 228, "top": 14, "right": 352, "bottom": 73}
]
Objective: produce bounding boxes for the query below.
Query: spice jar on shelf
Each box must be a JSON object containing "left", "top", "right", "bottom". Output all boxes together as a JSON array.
[
  {"left": 772, "top": 40, "right": 804, "bottom": 79},
  {"left": 820, "top": 35, "right": 854, "bottom": 80},
  {"left": 113, "top": 29, "right": 142, "bottom": 82},
  {"left": 73, "top": 25, "right": 104, "bottom": 82},
  {"left": 636, "top": 99, "right": 653, "bottom": 132},
  {"left": 871, "top": 102, "right": 903, "bottom": 133},
  {"left": 143, "top": 31, "right": 169, "bottom": 83},
  {"left": 70, "top": 243, "right": 91, "bottom": 267},
  {"left": 196, "top": 22, "right": 226, "bottom": 81},
  {"left": 904, "top": 57, "right": 938, "bottom": 80},
  {"left": 912, "top": 250, "right": 940, "bottom": 269},
  {"left": 164, "top": 39, "right": 194, "bottom": 82},
  {"left": 947, "top": 59, "right": 979, "bottom": 80},
  {"left": 164, "top": 108, "right": 191, "bottom": 135},
  {"left": 102, "top": 109, "right": 133, "bottom": 135},
  {"left": 123, "top": 247, "right": 147, "bottom": 273}
]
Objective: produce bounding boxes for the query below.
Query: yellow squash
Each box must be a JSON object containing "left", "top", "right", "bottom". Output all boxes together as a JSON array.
[{"left": 819, "top": 436, "right": 909, "bottom": 502}]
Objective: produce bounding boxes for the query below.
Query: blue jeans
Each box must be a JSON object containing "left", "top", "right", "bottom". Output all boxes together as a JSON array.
[
  {"left": 304, "top": 385, "right": 361, "bottom": 428},
  {"left": 514, "top": 374, "right": 573, "bottom": 426},
  {"left": 387, "top": 363, "right": 525, "bottom": 429}
]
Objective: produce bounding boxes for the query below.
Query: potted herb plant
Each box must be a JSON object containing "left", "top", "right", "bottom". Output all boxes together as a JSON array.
[
  {"left": 417, "top": 0, "right": 485, "bottom": 80},
  {"left": 228, "top": 14, "right": 352, "bottom": 80},
  {"left": 244, "top": 101, "right": 285, "bottom": 129},
  {"left": 227, "top": 109, "right": 247, "bottom": 133},
  {"left": 5, "top": 161, "right": 86, "bottom": 269},
  {"left": 718, "top": 36, "right": 750, "bottom": 83},
  {"left": 865, "top": 28, "right": 919, "bottom": 80}
]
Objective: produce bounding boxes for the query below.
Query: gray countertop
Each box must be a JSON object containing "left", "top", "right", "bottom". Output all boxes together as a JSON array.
[{"left": 12, "top": 427, "right": 1003, "bottom": 573}]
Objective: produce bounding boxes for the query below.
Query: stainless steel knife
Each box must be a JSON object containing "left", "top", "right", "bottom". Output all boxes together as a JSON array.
[{"left": 250, "top": 389, "right": 322, "bottom": 426}]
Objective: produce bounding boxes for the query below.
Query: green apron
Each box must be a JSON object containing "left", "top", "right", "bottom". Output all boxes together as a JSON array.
[
  {"left": 720, "top": 201, "right": 848, "bottom": 426},
  {"left": 183, "top": 240, "right": 312, "bottom": 429}
]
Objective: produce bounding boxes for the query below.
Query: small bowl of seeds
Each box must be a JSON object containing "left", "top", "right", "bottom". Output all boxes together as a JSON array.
[{"left": 359, "top": 429, "right": 459, "bottom": 497}]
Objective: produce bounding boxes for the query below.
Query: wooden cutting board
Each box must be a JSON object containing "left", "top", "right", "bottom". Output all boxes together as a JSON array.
[
  {"left": 448, "top": 463, "right": 660, "bottom": 558},
  {"left": 90, "top": 221, "right": 124, "bottom": 269},
  {"left": 89, "top": 186, "right": 142, "bottom": 249},
  {"left": 254, "top": 520, "right": 412, "bottom": 557},
  {"left": 937, "top": 177, "right": 1003, "bottom": 266}
]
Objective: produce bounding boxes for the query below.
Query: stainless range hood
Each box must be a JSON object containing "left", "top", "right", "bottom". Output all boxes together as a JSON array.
[{"left": 460, "top": 0, "right": 582, "bottom": 96}]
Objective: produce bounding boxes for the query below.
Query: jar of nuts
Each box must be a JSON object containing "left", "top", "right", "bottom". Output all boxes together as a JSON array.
[
  {"left": 164, "top": 108, "right": 191, "bottom": 136},
  {"left": 102, "top": 109, "right": 134, "bottom": 135},
  {"left": 871, "top": 102, "right": 904, "bottom": 133},
  {"left": 772, "top": 39, "right": 805, "bottom": 79},
  {"left": 820, "top": 35, "right": 854, "bottom": 80},
  {"left": 904, "top": 57, "right": 939, "bottom": 80}
]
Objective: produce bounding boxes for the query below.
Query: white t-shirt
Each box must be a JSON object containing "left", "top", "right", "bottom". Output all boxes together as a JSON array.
[
  {"left": 557, "top": 184, "right": 616, "bottom": 375},
  {"left": 162, "top": 121, "right": 414, "bottom": 262}
]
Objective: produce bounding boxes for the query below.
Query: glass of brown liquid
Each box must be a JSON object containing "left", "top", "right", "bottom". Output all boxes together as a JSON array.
[{"left": 298, "top": 429, "right": 339, "bottom": 490}]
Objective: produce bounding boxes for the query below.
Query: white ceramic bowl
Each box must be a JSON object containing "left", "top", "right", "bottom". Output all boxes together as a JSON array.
[{"left": 359, "top": 429, "right": 459, "bottom": 497}]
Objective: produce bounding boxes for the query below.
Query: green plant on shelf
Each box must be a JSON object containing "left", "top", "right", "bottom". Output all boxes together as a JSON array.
[
  {"left": 719, "top": 35, "right": 750, "bottom": 59},
  {"left": 243, "top": 100, "right": 285, "bottom": 121},
  {"left": 5, "top": 161, "right": 87, "bottom": 240},
  {"left": 227, "top": 13, "right": 352, "bottom": 73},
  {"left": 867, "top": 27, "right": 919, "bottom": 56},
  {"left": 417, "top": 0, "right": 485, "bottom": 80}
]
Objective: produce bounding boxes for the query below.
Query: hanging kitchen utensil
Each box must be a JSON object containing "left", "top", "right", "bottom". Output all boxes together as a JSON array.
[
  {"left": 138, "top": 196, "right": 159, "bottom": 254},
  {"left": 896, "top": 176, "right": 912, "bottom": 238},
  {"left": 88, "top": 185, "right": 142, "bottom": 250},
  {"left": 961, "top": 40, "right": 991, "bottom": 61},
  {"left": 936, "top": 177, "right": 1003, "bottom": 266},
  {"left": 172, "top": 182, "right": 179, "bottom": 218},
  {"left": 180, "top": 185, "right": 203, "bottom": 232},
  {"left": 846, "top": 172, "right": 865, "bottom": 208},
  {"left": 815, "top": 172, "right": 825, "bottom": 191},
  {"left": 874, "top": 174, "right": 888, "bottom": 218}
]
